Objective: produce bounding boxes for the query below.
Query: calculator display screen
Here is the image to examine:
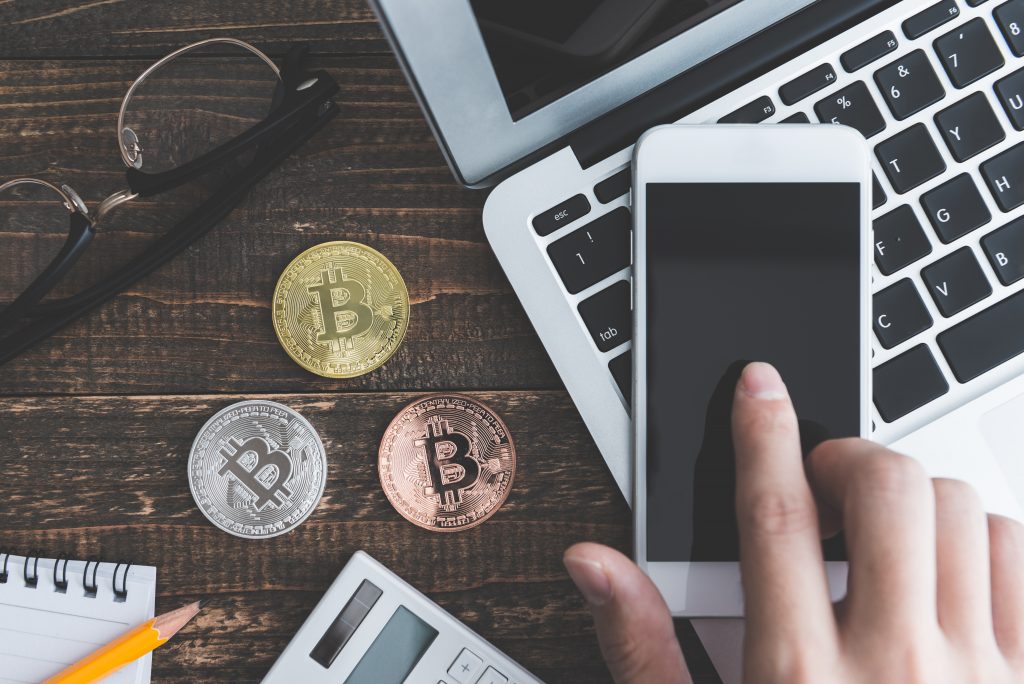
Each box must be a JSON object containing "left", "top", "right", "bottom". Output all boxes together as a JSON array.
[
  {"left": 344, "top": 606, "right": 438, "bottom": 684},
  {"left": 644, "top": 182, "right": 860, "bottom": 562}
]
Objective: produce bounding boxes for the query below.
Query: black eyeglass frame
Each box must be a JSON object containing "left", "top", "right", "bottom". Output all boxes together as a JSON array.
[{"left": 0, "top": 40, "right": 339, "bottom": 366}]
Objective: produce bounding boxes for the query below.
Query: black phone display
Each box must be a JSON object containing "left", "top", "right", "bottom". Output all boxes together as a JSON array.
[{"left": 645, "top": 182, "right": 861, "bottom": 562}]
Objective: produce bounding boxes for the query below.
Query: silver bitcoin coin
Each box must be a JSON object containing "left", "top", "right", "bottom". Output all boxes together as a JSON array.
[{"left": 188, "top": 400, "right": 327, "bottom": 539}]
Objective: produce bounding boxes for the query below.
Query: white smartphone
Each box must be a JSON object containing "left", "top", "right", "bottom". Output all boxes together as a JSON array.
[{"left": 632, "top": 124, "right": 872, "bottom": 617}]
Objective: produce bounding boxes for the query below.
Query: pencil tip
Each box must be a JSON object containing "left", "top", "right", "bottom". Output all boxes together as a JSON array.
[{"left": 198, "top": 598, "right": 211, "bottom": 609}]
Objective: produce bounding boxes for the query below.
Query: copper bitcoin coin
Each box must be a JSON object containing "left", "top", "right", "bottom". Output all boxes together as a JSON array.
[{"left": 378, "top": 394, "right": 516, "bottom": 532}]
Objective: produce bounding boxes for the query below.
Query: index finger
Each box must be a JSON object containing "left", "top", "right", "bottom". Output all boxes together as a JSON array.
[{"left": 732, "top": 363, "right": 837, "bottom": 648}]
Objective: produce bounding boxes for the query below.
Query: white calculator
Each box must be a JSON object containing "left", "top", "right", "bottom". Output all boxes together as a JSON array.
[{"left": 262, "top": 551, "right": 543, "bottom": 684}]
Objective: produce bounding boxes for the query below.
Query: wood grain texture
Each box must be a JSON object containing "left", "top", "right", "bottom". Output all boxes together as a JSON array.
[
  {"left": 0, "top": 392, "right": 628, "bottom": 683},
  {"left": 0, "top": 55, "right": 562, "bottom": 395},
  {"left": 0, "top": 0, "right": 387, "bottom": 59},
  {"left": 0, "top": 3, "right": 722, "bottom": 682}
]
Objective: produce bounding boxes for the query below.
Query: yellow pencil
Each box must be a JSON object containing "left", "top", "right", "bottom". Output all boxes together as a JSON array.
[{"left": 44, "top": 599, "right": 208, "bottom": 684}]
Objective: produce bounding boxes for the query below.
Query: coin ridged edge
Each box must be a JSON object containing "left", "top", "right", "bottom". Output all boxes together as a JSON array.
[
  {"left": 271, "top": 240, "right": 410, "bottom": 379},
  {"left": 187, "top": 399, "right": 328, "bottom": 540},
  {"left": 377, "top": 393, "right": 517, "bottom": 533}
]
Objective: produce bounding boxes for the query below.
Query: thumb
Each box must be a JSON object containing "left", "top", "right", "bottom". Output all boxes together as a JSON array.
[{"left": 564, "top": 543, "right": 691, "bottom": 684}]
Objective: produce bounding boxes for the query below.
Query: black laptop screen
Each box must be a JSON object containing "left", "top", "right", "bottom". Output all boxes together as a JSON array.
[{"left": 470, "top": 0, "right": 743, "bottom": 120}]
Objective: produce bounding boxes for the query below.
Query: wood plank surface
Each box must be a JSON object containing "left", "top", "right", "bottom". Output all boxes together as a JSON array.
[
  {"left": 0, "top": 3, "right": 722, "bottom": 682},
  {"left": 0, "top": 1, "right": 386, "bottom": 59},
  {"left": 0, "top": 391, "right": 627, "bottom": 683}
]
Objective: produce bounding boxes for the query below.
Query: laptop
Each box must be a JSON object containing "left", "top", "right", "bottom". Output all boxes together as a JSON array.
[{"left": 370, "top": 0, "right": 1024, "bottom": 678}]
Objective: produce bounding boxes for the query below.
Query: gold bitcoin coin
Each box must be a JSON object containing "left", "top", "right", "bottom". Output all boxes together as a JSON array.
[
  {"left": 273, "top": 241, "right": 410, "bottom": 378},
  {"left": 378, "top": 394, "right": 517, "bottom": 532}
]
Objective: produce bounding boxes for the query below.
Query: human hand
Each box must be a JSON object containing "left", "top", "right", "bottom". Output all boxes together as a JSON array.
[{"left": 564, "top": 362, "right": 1024, "bottom": 683}]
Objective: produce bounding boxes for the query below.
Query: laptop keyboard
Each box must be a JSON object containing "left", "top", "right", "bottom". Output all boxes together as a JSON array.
[{"left": 528, "top": 0, "right": 1024, "bottom": 430}]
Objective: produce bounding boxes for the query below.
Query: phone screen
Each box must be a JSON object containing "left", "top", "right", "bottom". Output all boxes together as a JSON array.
[{"left": 644, "top": 182, "right": 861, "bottom": 563}]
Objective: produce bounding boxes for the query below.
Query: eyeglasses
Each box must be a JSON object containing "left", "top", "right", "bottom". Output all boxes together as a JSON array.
[{"left": 0, "top": 39, "right": 338, "bottom": 367}]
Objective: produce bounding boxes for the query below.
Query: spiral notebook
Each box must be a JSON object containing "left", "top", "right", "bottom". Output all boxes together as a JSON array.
[{"left": 0, "top": 554, "right": 156, "bottom": 684}]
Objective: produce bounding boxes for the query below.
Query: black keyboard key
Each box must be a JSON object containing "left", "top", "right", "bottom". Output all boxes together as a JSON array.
[
  {"left": 874, "top": 345, "right": 950, "bottom": 421},
  {"left": 780, "top": 64, "right": 838, "bottom": 105},
  {"left": 966, "top": 0, "right": 990, "bottom": 5},
  {"left": 995, "top": 67, "right": 1024, "bottom": 131},
  {"left": 873, "top": 279, "right": 934, "bottom": 349},
  {"left": 983, "top": 217, "right": 1024, "bottom": 284},
  {"left": 815, "top": 81, "right": 886, "bottom": 138},
  {"left": 841, "top": 31, "right": 899, "bottom": 72},
  {"left": 938, "top": 289, "right": 1024, "bottom": 382},
  {"left": 534, "top": 194, "right": 591, "bottom": 236},
  {"left": 781, "top": 111, "right": 810, "bottom": 123},
  {"left": 875, "top": 50, "right": 946, "bottom": 120},
  {"left": 934, "top": 92, "right": 1006, "bottom": 161},
  {"left": 873, "top": 173, "right": 888, "bottom": 209},
  {"left": 981, "top": 142, "right": 1024, "bottom": 211},
  {"left": 595, "top": 169, "right": 630, "bottom": 204},
  {"left": 578, "top": 280, "right": 631, "bottom": 352},
  {"left": 609, "top": 351, "right": 631, "bottom": 406},
  {"left": 547, "top": 207, "right": 630, "bottom": 294},
  {"left": 934, "top": 19, "right": 1005, "bottom": 88},
  {"left": 874, "top": 205, "right": 932, "bottom": 274},
  {"left": 903, "top": 0, "right": 961, "bottom": 39},
  {"left": 719, "top": 96, "right": 776, "bottom": 123},
  {"left": 922, "top": 247, "right": 993, "bottom": 316},
  {"left": 920, "top": 173, "right": 992, "bottom": 243},
  {"left": 876, "top": 124, "right": 947, "bottom": 194},
  {"left": 995, "top": 0, "right": 1024, "bottom": 56}
]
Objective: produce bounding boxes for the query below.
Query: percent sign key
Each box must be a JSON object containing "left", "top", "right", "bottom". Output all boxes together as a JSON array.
[{"left": 814, "top": 81, "right": 887, "bottom": 138}]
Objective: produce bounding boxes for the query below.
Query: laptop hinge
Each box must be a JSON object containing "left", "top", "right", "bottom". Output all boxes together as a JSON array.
[{"left": 569, "top": 0, "right": 902, "bottom": 169}]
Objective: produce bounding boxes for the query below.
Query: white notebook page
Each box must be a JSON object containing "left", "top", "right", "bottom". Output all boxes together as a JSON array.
[{"left": 0, "top": 556, "right": 156, "bottom": 684}]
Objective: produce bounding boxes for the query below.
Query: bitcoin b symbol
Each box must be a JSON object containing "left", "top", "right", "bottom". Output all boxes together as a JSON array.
[
  {"left": 307, "top": 268, "right": 374, "bottom": 347},
  {"left": 217, "top": 436, "right": 294, "bottom": 511},
  {"left": 417, "top": 418, "right": 480, "bottom": 509}
]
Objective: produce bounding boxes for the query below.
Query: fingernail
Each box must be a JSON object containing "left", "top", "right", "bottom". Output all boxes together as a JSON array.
[
  {"left": 563, "top": 554, "right": 613, "bottom": 606},
  {"left": 739, "top": 362, "right": 788, "bottom": 400}
]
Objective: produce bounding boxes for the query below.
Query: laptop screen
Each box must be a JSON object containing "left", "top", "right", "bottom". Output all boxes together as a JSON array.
[{"left": 470, "top": 0, "right": 743, "bottom": 121}]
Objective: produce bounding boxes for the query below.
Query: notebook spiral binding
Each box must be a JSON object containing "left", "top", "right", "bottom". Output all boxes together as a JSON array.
[{"left": 0, "top": 549, "right": 133, "bottom": 599}]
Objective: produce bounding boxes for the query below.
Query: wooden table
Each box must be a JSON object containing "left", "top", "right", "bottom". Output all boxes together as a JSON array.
[{"left": 0, "top": 2, "right": 718, "bottom": 681}]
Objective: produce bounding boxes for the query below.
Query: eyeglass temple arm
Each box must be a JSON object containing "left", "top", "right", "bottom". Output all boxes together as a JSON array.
[
  {"left": 0, "top": 97, "right": 339, "bottom": 366},
  {"left": 0, "top": 213, "right": 93, "bottom": 330},
  {"left": 125, "top": 45, "right": 338, "bottom": 198}
]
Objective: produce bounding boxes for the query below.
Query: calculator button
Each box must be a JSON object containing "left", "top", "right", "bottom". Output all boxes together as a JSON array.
[
  {"left": 448, "top": 649, "right": 483, "bottom": 684},
  {"left": 875, "top": 50, "right": 945, "bottom": 120},
  {"left": 477, "top": 667, "right": 509, "bottom": 684},
  {"left": 815, "top": 81, "right": 887, "bottom": 138}
]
